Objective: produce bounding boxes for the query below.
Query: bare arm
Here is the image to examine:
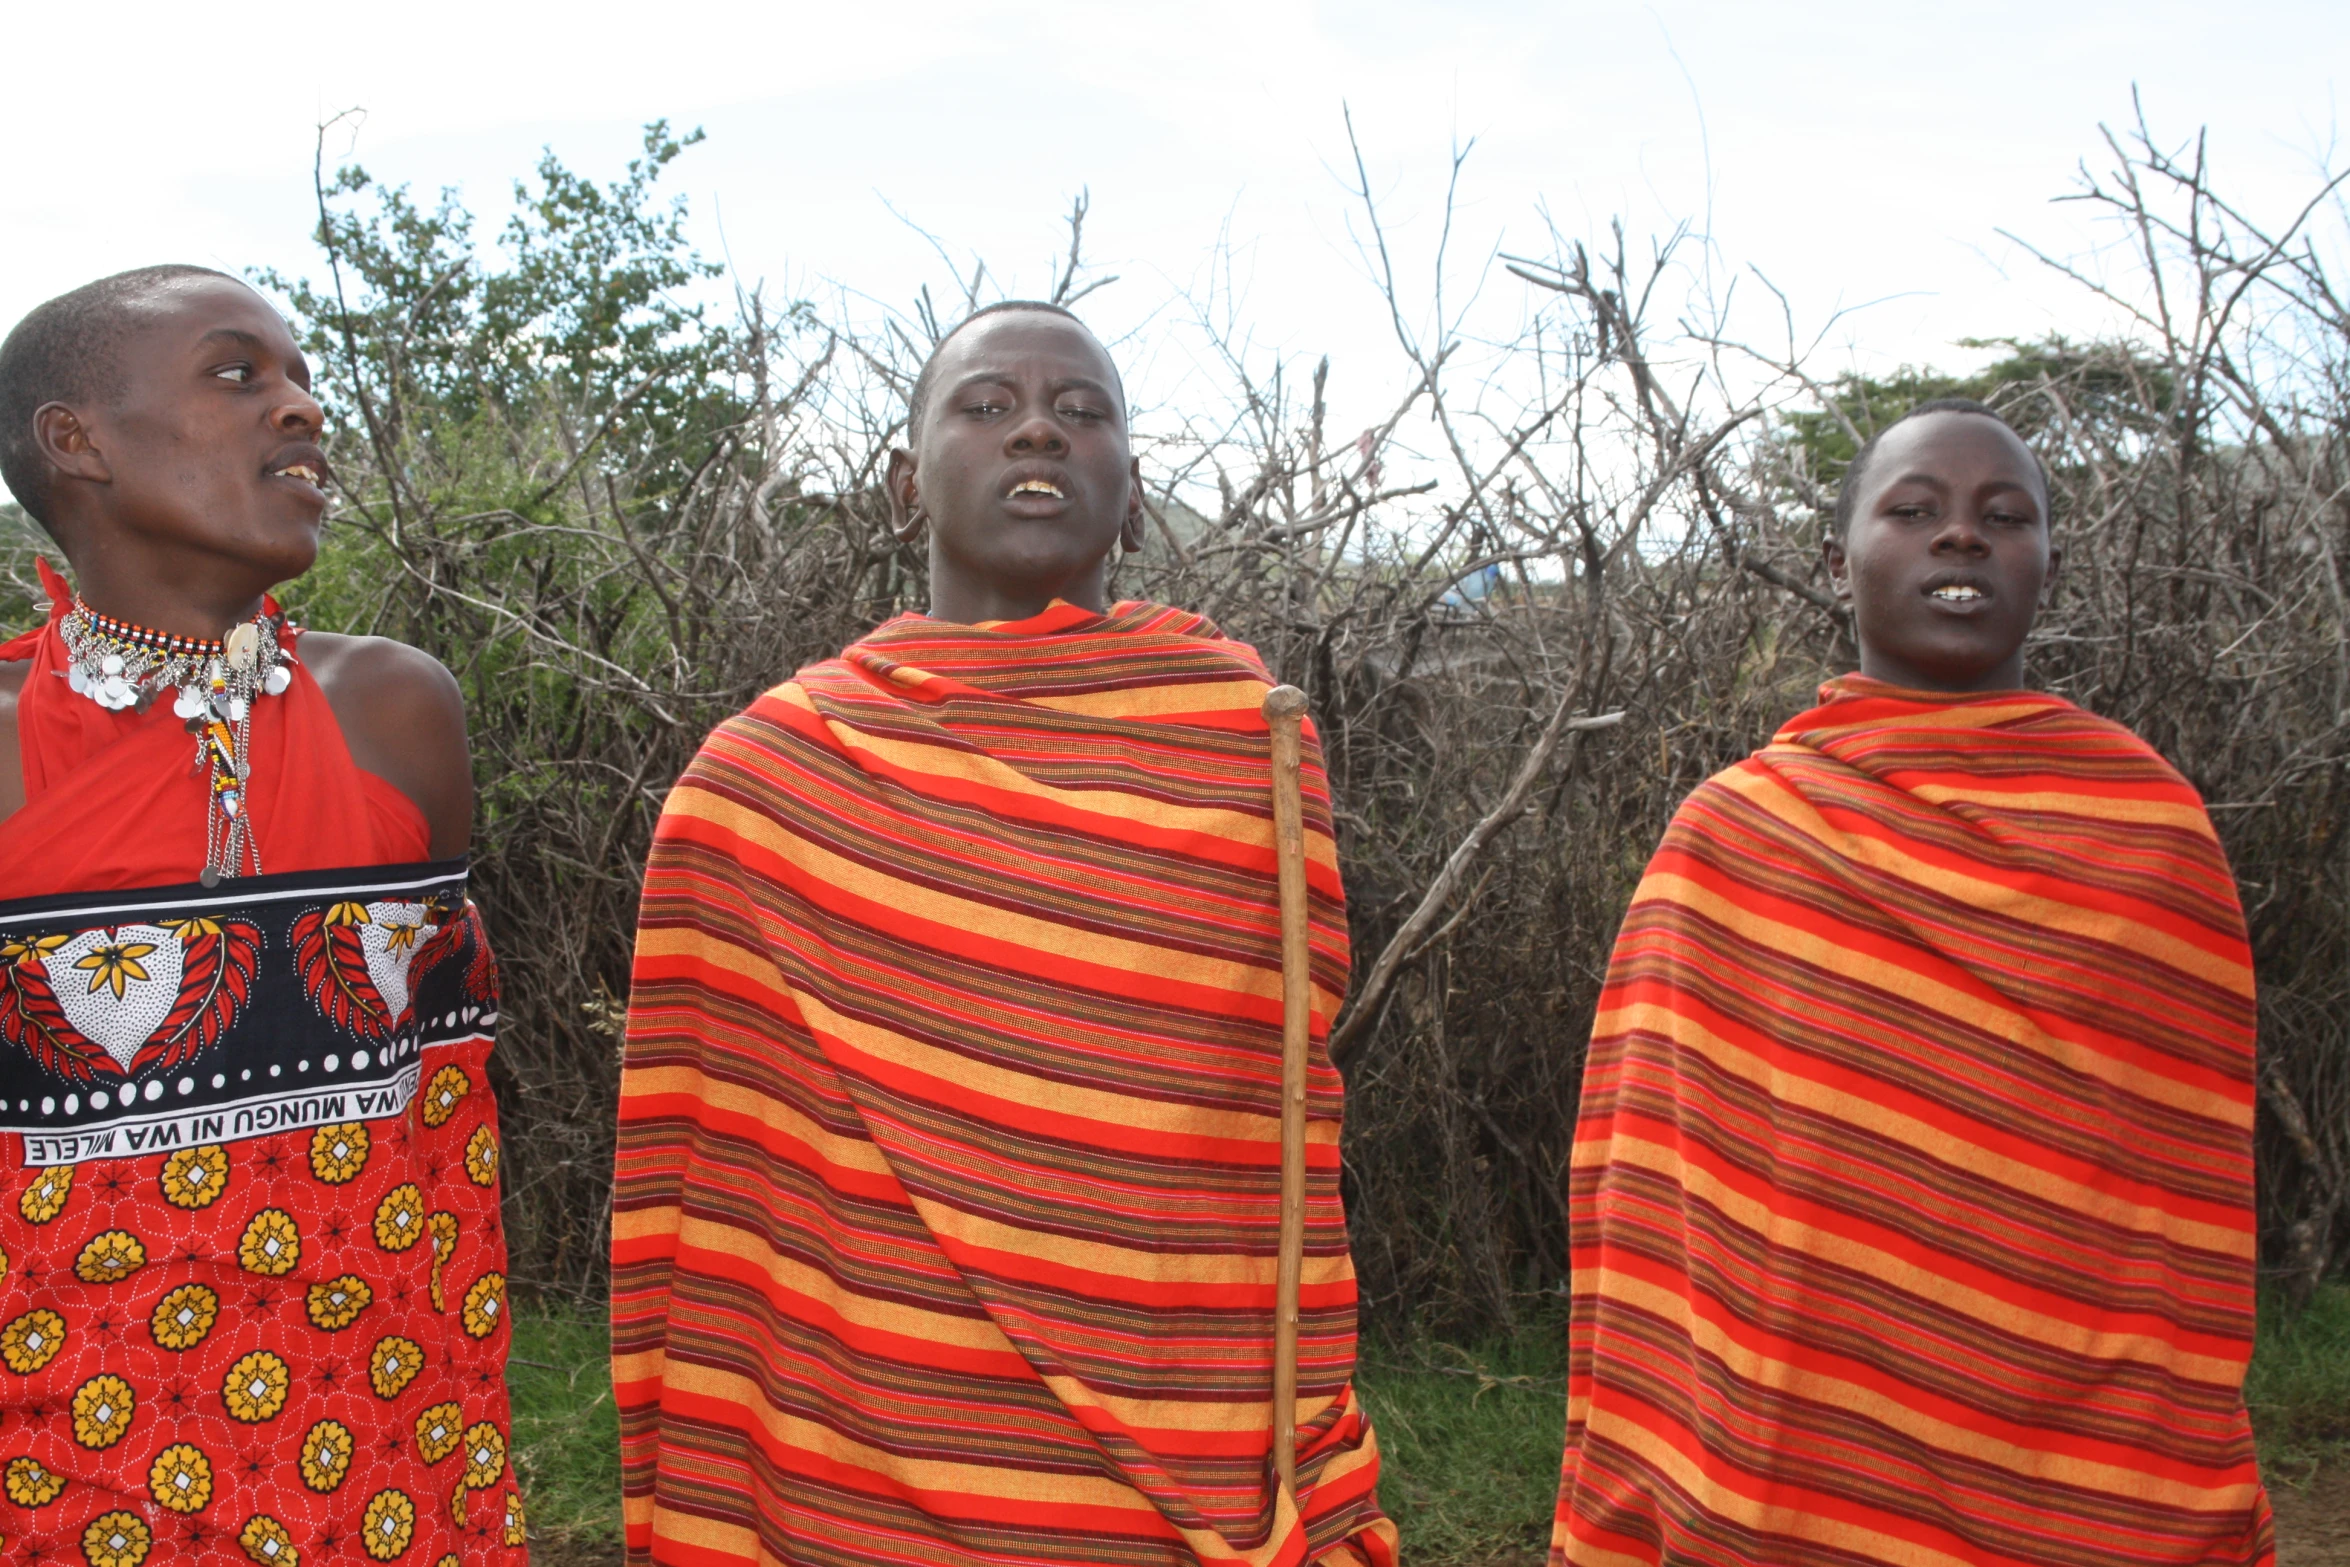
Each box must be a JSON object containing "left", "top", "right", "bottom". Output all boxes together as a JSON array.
[
  {"left": 0, "top": 661, "right": 24, "bottom": 824},
  {"left": 299, "top": 631, "right": 473, "bottom": 858}
]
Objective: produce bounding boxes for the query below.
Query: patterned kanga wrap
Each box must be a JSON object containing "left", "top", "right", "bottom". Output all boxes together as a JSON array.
[{"left": 0, "top": 860, "right": 524, "bottom": 1566}]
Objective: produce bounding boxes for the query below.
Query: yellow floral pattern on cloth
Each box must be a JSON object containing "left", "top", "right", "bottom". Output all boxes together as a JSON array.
[
  {"left": 5, "top": 1455, "right": 66, "bottom": 1506},
  {"left": 19, "top": 1165, "right": 71, "bottom": 1223},
  {"left": 308, "top": 1123, "right": 371, "bottom": 1185},
  {"left": 463, "top": 1126, "right": 499, "bottom": 1188},
  {"left": 2, "top": 1307, "right": 65, "bottom": 1373},
  {"left": 82, "top": 1509, "right": 150, "bottom": 1567},
  {"left": 369, "top": 1335, "right": 425, "bottom": 1400},
  {"left": 149, "top": 1282, "right": 219, "bottom": 1350},
  {"left": 362, "top": 1488, "right": 417, "bottom": 1560},
  {"left": 373, "top": 1184, "right": 424, "bottom": 1252},
  {"left": 158, "top": 1144, "right": 229, "bottom": 1209},
  {"left": 239, "top": 1513, "right": 296, "bottom": 1565},
  {"left": 72, "top": 1229, "right": 146, "bottom": 1285},
  {"left": 415, "top": 1403, "right": 463, "bottom": 1465},
  {"left": 224, "top": 1350, "right": 292, "bottom": 1422},
  {"left": 239, "top": 1208, "right": 302, "bottom": 1275},
  {"left": 299, "top": 1420, "right": 354, "bottom": 1493},
  {"left": 419, "top": 1067, "right": 469, "bottom": 1129},
  {"left": 305, "top": 1274, "right": 373, "bottom": 1331},
  {"left": 147, "top": 1442, "right": 214, "bottom": 1514},
  {"left": 70, "top": 1373, "right": 136, "bottom": 1449},
  {"left": 426, "top": 1212, "right": 458, "bottom": 1311},
  {"left": 461, "top": 1422, "right": 507, "bottom": 1492},
  {"left": 0, "top": 1048, "right": 521, "bottom": 1563},
  {"left": 461, "top": 1272, "right": 507, "bottom": 1339}
]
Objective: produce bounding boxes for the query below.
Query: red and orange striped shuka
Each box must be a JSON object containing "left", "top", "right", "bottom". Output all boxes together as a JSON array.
[
  {"left": 611, "top": 601, "right": 1394, "bottom": 1567},
  {"left": 1550, "top": 675, "right": 2274, "bottom": 1567}
]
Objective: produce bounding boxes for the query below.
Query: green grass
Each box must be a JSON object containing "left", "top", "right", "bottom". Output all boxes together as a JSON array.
[
  {"left": 1356, "top": 1328, "right": 1566, "bottom": 1564},
  {"left": 2246, "top": 1282, "right": 2350, "bottom": 1485},
  {"left": 507, "top": 1285, "right": 2350, "bottom": 1562},
  {"left": 508, "top": 1309, "right": 623, "bottom": 1543}
]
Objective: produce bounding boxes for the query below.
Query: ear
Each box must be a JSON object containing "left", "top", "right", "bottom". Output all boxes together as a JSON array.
[
  {"left": 2043, "top": 542, "right": 2064, "bottom": 600},
  {"left": 1121, "top": 458, "right": 1146, "bottom": 554},
  {"left": 1822, "top": 531, "right": 1852, "bottom": 601},
  {"left": 884, "top": 448, "right": 923, "bottom": 544},
  {"left": 33, "top": 403, "right": 111, "bottom": 487}
]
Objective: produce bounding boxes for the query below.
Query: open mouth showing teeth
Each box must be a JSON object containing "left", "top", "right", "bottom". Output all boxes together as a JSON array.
[
  {"left": 1009, "top": 480, "right": 1064, "bottom": 499},
  {"left": 272, "top": 465, "right": 325, "bottom": 484},
  {"left": 1930, "top": 585, "right": 1985, "bottom": 601}
]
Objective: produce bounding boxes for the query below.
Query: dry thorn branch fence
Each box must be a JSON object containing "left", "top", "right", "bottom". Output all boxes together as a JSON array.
[{"left": 2, "top": 109, "right": 2339, "bottom": 1326}]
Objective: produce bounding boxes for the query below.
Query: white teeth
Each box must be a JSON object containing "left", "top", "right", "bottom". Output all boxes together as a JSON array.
[
  {"left": 1931, "top": 585, "right": 1984, "bottom": 600},
  {"left": 1011, "top": 480, "right": 1063, "bottom": 498}
]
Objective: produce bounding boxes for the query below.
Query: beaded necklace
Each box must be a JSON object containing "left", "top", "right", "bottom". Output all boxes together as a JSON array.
[{"left": 55, "top": 596, "right": 293, "bottom": 885}]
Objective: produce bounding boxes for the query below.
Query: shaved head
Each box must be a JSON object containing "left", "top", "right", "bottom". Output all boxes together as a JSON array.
[
  {"left": 1832, "top": 397, "right": 2048, "bottom": 538},
  {"left": 0, "top": 265, "right": 242, "bottom": 531},
  {"left": 908, "top": 301, "right": 1123, "bottom": 442}
]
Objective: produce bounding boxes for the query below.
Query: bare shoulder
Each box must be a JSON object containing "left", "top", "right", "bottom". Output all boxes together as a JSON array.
[
  {"left": 300, "top": 631, "right": 460, "bottom": 712},
  {"left": 298, "top": 631, "right": 472, "bottom": 858}
]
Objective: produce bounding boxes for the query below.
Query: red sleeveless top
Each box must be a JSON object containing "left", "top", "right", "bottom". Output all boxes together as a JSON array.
[
  {"left": 1, "top": 560, "right": 427, "bottom": 895},
  {"left": 0, "top": 559, "right": 525, "bottom": 1566}
]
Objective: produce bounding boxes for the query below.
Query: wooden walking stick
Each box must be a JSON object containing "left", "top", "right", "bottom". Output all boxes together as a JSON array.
[{"left": 1261, "top": 684, "right": 1312, "bottom": 1507}]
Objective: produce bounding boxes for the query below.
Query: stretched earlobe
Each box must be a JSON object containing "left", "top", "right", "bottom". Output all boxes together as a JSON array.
[
  {"left": 884, "top": 448, "right": 925, "bottom": 544},
  {"left": 1122, "top": 460, "right": 1147, "bottom": 554}
]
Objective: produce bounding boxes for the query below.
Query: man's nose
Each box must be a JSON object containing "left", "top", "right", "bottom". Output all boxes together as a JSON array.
[
  {"left": 1932, "top": 510, "right": 1990, "bottom": 553},
  {"left": 272, "top": 386, "right": 326, "bottom": 438},
  {"left": 1005, "top": 412, "right": 1067, "bottom": 455}
]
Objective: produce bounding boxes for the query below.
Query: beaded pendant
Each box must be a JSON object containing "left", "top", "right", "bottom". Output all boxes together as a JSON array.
[{"left": 57, "top": 598, "right": 293, "bottom": 885}]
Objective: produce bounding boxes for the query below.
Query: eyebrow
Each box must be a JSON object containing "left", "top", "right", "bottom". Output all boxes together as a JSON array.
[
  {"left": 946, "top": 372, "right": 1117, "bottom": 401},
  {"left": 1884, "top": 471, "right": 2037, "bottom": 498}
]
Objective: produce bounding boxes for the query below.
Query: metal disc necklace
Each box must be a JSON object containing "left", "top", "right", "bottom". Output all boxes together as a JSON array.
[{"left": 55, "top": 594, "right": 294, "bottom": 885}]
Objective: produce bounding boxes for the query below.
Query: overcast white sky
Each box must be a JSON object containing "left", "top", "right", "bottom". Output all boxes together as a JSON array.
[{"left": 1, "top": 0, "right": 2342, "bottom": 495}]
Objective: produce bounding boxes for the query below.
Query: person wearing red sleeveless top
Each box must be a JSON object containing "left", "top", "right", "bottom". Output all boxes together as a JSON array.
[{"left": 0, "top": 268, "right": 523, "bottom": 1564}]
